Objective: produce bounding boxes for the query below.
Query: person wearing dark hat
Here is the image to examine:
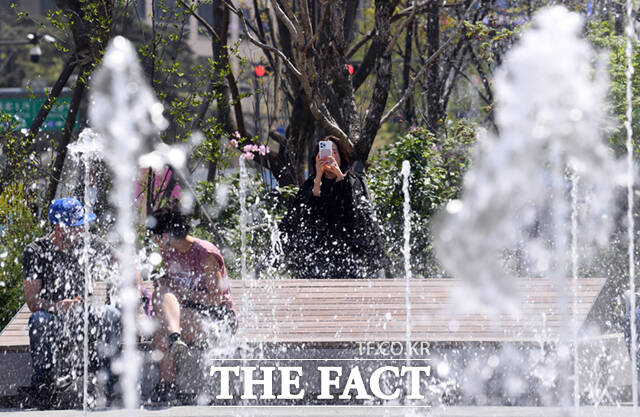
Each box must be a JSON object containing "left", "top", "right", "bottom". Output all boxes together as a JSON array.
[
  {"left": 22, "top": 198, "right": 122, "bottom": 407},
  {"left": 145, "top": 206, "right": 236, "bottom": 402}
]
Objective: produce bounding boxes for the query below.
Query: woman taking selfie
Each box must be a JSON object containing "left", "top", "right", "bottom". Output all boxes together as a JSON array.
[{"left": 280, "top": 136, "right": 389, "bottom": 279}]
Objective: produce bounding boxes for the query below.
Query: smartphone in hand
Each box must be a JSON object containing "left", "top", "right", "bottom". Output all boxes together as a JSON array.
[{"left": 319, "top": 141, "right": 333, "bottom": 159}]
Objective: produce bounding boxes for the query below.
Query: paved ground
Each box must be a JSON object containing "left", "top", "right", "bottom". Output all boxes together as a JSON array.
[{"left": 0, "top": 406, "right": 637, "bottom": 417}]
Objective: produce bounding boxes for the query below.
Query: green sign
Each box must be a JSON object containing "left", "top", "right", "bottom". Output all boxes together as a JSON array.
[{"left": 0, "top": 96, "right": 73, "bottom": 132}]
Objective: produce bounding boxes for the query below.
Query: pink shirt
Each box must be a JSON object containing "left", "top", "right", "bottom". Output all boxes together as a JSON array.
[{"left": 161, "top": 237, "right": 234, "bottom": 310}]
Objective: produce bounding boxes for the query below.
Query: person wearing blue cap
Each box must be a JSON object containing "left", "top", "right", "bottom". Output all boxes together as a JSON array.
[{"left": 21, "top": 198, "right": 122, "bottom": 408}]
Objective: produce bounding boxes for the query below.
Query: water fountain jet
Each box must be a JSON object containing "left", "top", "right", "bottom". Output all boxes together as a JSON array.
[
  {"left": 402, "top": 160, "right": 412, "bottom": 370},
  {"left": 434, "top": 5, "right": 622, "bottom": 408},
  {"left": 68, "top": 128, "right": 103, "bottom": 413},
  {"left": 89, "top": 35, "right": 168, "bottom": 410}
]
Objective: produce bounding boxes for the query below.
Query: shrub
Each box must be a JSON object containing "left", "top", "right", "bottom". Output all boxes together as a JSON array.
[
  {"left": 368, "top": 122, "right": 476, "bottom": 277},
  {"left": 0, "top": 183, "right": 43, "bottom": 328}
]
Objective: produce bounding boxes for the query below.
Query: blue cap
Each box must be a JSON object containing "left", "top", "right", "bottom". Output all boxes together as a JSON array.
[{"left": 48, "top": 198, "right": 97, "bottom": 227}]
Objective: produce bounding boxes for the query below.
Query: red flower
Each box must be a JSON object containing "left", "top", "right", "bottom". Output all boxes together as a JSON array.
[{"left": 347, "top": 64, "right": 354, "bottom": 76}]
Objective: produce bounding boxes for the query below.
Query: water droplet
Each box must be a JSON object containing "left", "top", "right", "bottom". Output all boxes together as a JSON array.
[
  {"left": 168, "top": 148, "right": 186, "bottom": 168},
  {"left": 488, "top": 355, "right": 500, "bottom": 368},
  {"left": 437, "top": 361, "right": 450, "bottom": 377},
  {"left": 446, "top": 200, "right": 463, "bottom": 214},
  {"left": 149, "top": 252, "right": 162, "bottom": 266},
  {"left": 569, "top": 108, "right": 583, "bottom": 121}
]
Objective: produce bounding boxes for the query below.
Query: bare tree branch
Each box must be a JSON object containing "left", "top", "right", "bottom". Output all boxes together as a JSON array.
[
  {"left": 441, "top": 38, "right": 469, "bottom": 113},
  {"left": 305, "top": 0, "right": 332, "bottom": 53},
  {"left": 299, "top": 0, "right": 314, "bottom": 42},
  {"left": 454, "top": 65, "right": 490, "bottom": 104},
  {"left": 309, "top": 100, "right": 350, "bottom": 146},
  {"left": 28, "top": 55, "right": 77, "bottom": 139},
  {"left": 252, "top": 0, "right": 275, "bottom": 65},
  {"left": 381, "top": 0, "right": 479, "bottom": 125},
  {"left": 396, "top": 0, "right": 465, "bottom": 17},
  {"left": 346, "top": 29, "right": 374, "bottom": 58},
  {"left": 269, "top": 130, "right": 288, "bottom": 146},
  {"left": 176, "top": 0, "right": 221, "bottom": 40},
  {"left": 236, "top": 8, "right": 303, "bottom": 79},
  {"left": 384, "top": 2, "right": 418, "bottom": 55},
  {"left": 468, "top": 44, "right": 494, "bottom": 103},
  {"left": 270, "top": 0, "right": 300, "bottom": 43},
  {"left": 180, "top": 0, "right": 247, "bottom": 137}
]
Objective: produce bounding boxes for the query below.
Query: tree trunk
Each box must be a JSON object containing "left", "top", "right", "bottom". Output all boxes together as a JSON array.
[
  {"left": 425, "top": 2, "right": 442, "bottom": 131},
  {"left": 614, "top": 1, "right": 625, "bottom": 35},
  {"left": 28, "top": 56, "right": 77, "bottom": 139},
  {"left": 206, "top": 0, "right": 233, "bottom": 185},
  {"left": 322, "top": 1, "right": 359, "bottom": 140},
  {"left": 355, "top": 0, "right": 395, "bottom": 162},
  {"left": 283, "top": 91, "right": 315, "bottom": 185},
  {"left": 402, "top": 16, "right": 415, "bottom": 126},
  {"left": 44, "top": 66, "right": 89, "bottom": 206}
]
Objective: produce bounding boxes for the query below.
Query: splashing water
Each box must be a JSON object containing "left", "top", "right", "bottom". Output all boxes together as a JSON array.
[
  {"left": 89, "top": 36, "right": 168, "bottom": 410},
  {"left": 570, "top": 173, "right": 579, "bottom": 413},
  {"left": 624, "top": 0, "right": 638, "bottom": 407},
  {"left": 434, "top": 6, "right": 623, "bottom": 409},
  {"left": 69, "top": 128, "right": 103, "bottom": 414},
  {"left": 402, "top": 160, "right": 412, "bottom": 369},
  {"left": 239, "top": 156, "right": 250, "bottom": 356},
  {"left": 262, "top": 206, "right": 284, "bottom": 278},
  {"left": 68, "top": 128, "right": 104, "bottom": 157},
  {"left": 435, "top": 6, "right": 620, "bottom": 316}
]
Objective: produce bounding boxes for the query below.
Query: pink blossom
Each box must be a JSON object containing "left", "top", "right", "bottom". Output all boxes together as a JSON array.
[
  {"left": 243, "top": 144, "right": 261, "bottom": 153},
  {"left": 169, "top": 184, "right": 181, "bottom": 199},
  {"left": 258, "top": 144, "right": 268, "bottom": 155},
  {"left": 241, "top": 152, "right": 255, "bottom": 160},
  {"left": 232, "top": 131, "right": 241, "bottom": 139},
  {"left": 230, "top": 139, "right": 238, "bottom": 148}
]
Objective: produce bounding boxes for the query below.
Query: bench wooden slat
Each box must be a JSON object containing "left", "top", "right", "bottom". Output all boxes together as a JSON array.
[
  {"left": 227, "top": 278, "right": 606, "bottom": 286},
  {"left": 6, "top": 312, "right": 594, "bottom": 321},
  {"left": 0, "top": 278, "right": 606, "bottom": 349}
]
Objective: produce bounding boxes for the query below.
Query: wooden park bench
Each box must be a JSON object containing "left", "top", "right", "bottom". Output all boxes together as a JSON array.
[
  {"left": 0, "top": 278, "right": 617, "bottom": 405},
  {"left": 0, "top": 278, "right": 606, "bottom": 348}
]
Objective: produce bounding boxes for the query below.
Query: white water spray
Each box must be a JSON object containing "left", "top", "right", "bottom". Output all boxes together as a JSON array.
[
  {"left": 264, "top": 208, "right": 284, "bottom": 275},
  {"left": 434, "top": 7, "right": 622, "bottom": 407},
  {"left": 90, "top": 36, "right": 168, "bottom": 410},
  {"left": 239, "top": 156, "right": 249, "bottom": 351},
  {"left": 435, "top": 6, "right": 619, "bottom": 316},
  {"left": 625, "top": 0, "right": 638, "bottom": 407},
  {"left": 570, "top": 173, "right": 579, "bottom": 413},
  {"left": 69, "top": 129, "right": 102, "bottom": 414},
  {"left": 401, "top": 160, "right": 411, "bottom": 367},
  {"left": 550, "top": 147, "right": 571, "bottom": 407}
]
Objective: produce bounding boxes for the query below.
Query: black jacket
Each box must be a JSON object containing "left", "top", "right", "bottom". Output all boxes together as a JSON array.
[{"left": 280, "top": 171, "right": 389, "bottom": 278}]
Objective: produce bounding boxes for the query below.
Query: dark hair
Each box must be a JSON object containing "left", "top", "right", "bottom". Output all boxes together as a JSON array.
[
  {"left": 146, "top": 207, "right": 190, "bottom": 239},
  {"left": 319, "top": 135, "right": 350, "bottom": 172}
]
